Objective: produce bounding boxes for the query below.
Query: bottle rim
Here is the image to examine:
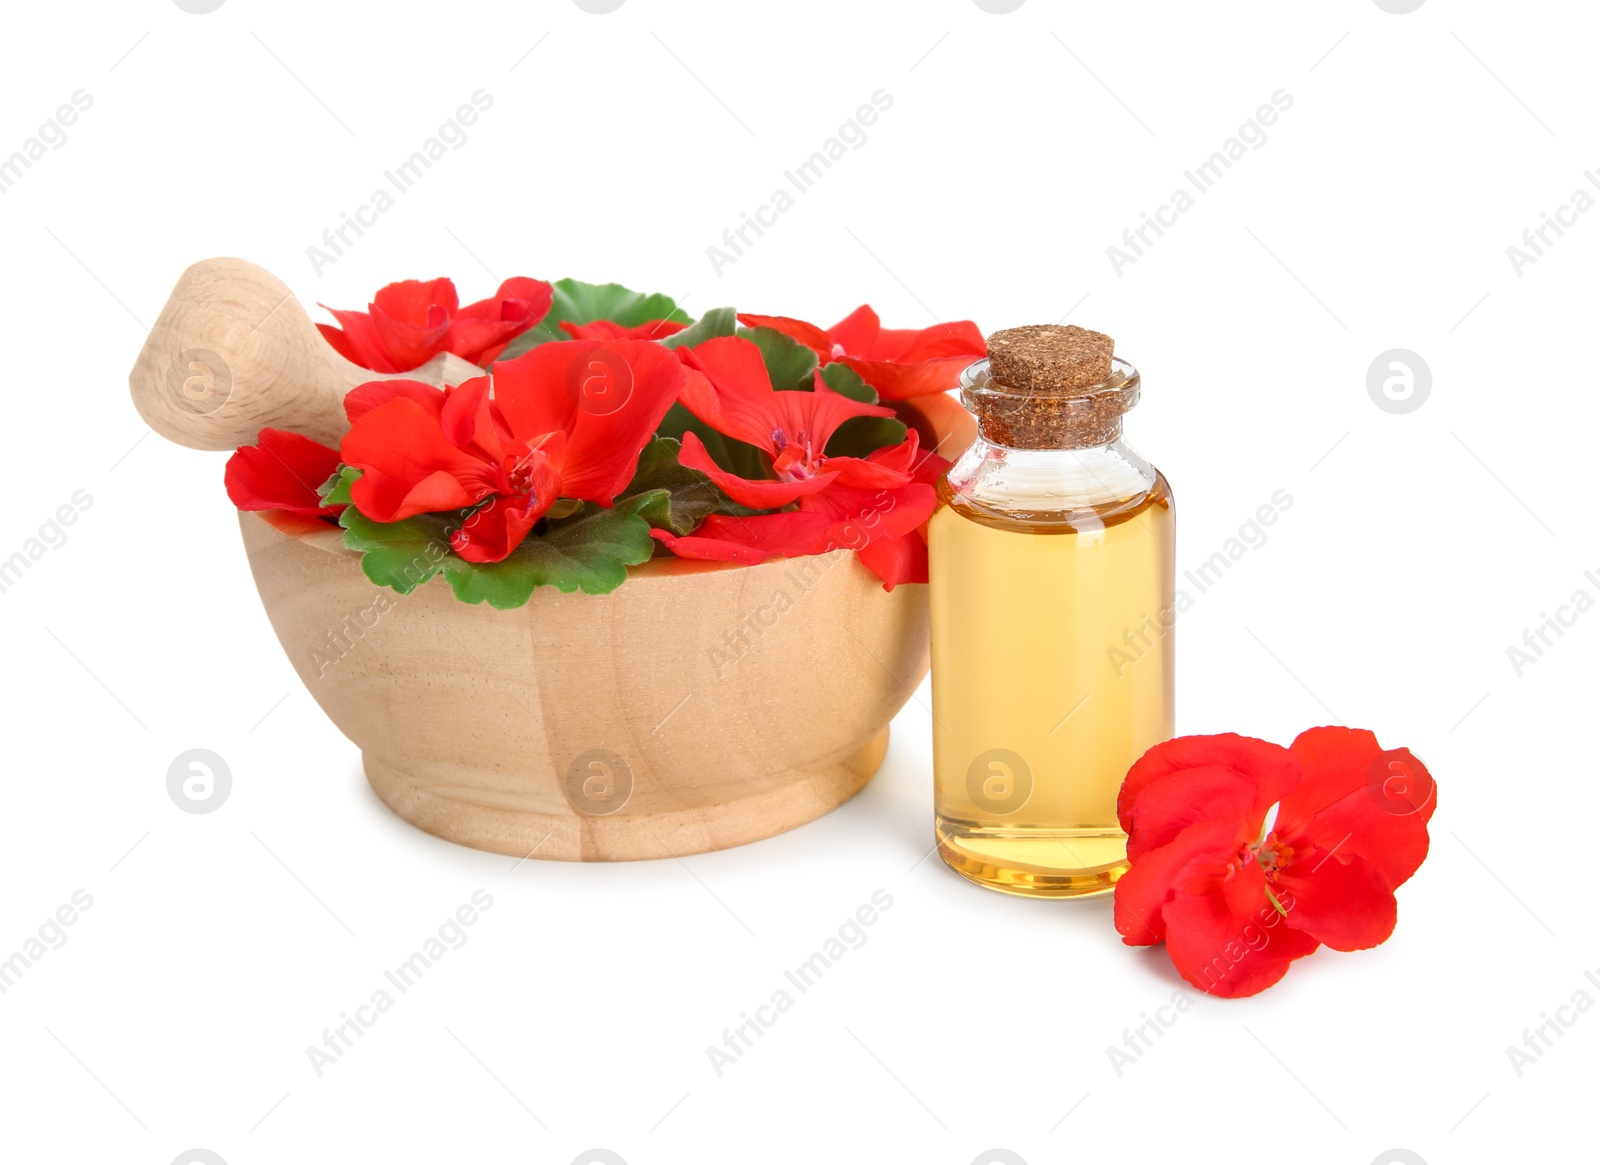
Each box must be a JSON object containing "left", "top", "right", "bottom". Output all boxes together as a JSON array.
[{"left": 960, "top": 356, "right": 1141, "bottom": 416}]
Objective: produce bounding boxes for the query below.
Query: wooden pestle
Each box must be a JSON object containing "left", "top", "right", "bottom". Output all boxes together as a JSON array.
[{"left": 128, "top": 257, "right": 482, "bottom": 452}]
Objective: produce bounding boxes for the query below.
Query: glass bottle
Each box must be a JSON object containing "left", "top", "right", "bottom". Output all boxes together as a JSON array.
[{"left": 929, "top": 328, "right": 1174, "bottom": 898}]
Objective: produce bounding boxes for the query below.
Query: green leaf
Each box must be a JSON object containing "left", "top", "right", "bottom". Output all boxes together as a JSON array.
[
  {"left": 818, "top": 362, "right": 878, "bottom": 404},
  {"left": 338, "top": 489, "right": 673, "bottom": 608},
  {"left": 495, "top": 278, "right": 690, "bottom": 362},
  {"left": 549, "top": 279, "right": 689, "bottom": 329},
  {"left": 618, "top": 488, "right": 676, "bottom": 535},
  {"left": 439, "top": 493, "right": 664, "bottom": 608},
  {"left": 736, "top": 325, "right": 817, "bottom": 391},
  {"left": 338, "top": 506, "right": 454, "bottom": 594},
  {"left": 320, "top": 465, "right": 359, "bottom": 506},
  {"left": 660, "top": 306, "right": 737, "bottom": 350},
  {"left": 825, "top": 416, "right": 908, "bottom": 459},
  {"left": 620, "top": 438, "right": 719, "bottom": 536},
  {"left": 817, "top": 365, "right": 902, "bottom": 457}
]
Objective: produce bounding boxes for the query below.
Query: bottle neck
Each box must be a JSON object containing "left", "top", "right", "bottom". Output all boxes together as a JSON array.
[
  {"left": 974, "top": 413, "right": 1124, "bottom": 451},
  {"left": 959, "top": 355, "right": 1141, "bottom": 452},
  {"left": 945, "top": 432, "right": 1158, "bottom": 517}
]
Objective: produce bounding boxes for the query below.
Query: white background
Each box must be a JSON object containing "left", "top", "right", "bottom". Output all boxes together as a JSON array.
[{"left": 1, "top": 2, "right": 1594, "bottom": 1163}]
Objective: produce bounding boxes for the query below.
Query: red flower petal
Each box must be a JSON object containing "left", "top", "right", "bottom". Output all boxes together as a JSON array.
[
  {"left": 561, "top": 318, "right": 688, "bottom": 342},
  {"left": 1277, "top": 728, "right": 1382, "bottom": 828},
  {"left": 831, "top": 309, "right": 985, "bottom": 400},
  {"left": 825, "top": 305, "right": 881, "bottom": 356},
  {"left": 799, "top": 480, "right": 936, "bottom": 554},
  {"left": 735, "top": 313, "right": 835, "bottom": 358},
  {"left": 818, "top": 454, "right": 913, "bottom": 491},
  {"left": 770, "top": 378, "right": 894, "bottom": 452},
  {"left": 224, "top": 429, "right": 343, "bottom": 519},
  {"left": 1276, "top": 850, "right": 1398, "bottom": 952},
  {"left": 439, "top": 375, "right": 508, "bottom": 463},
  {"left": 869, "top": 320, "right": 988, "bottom": 363},
  {"left": 855, "top": 531, "right": 927, "bottom": 590},
  {"left": 1278, "top": 727, "right": 1435, "bottom": 891},
  {"left": 321, "top": 277, "right": 552, "bottom": 374},
  {"left": 317, "top": 320, "right": 365, "bottom": 367},
  {"left": 824, "top": 446, "right": 918, "bottom": 490},
  {"left": 651, "top": 527, "right": 766, "bottom": 566},
  {"left": 1121, "top": 766, "right": 1276, "bottom": 865},
  {"left": 489, "top": 345, "right": 578, "bottom": 441},
  {"left": 652, "top": 511, "right": 832, "bottom": 564},
  {"left": 373, "top": 277, "right": 459, "bottom": 325},
  {"left": 678, "top": 339, "right": 896, "bottom": 454},
  {"left": 676, "top": 337, "right": 787, "bottom": 450},
  {"left": 450, "top": 501, "right": 542, "bottom": 563},
  {"left": 450, "top": 276, "right": 553, "bottom": 365},
  {"left": 677, "top": 431, "right": 835, "bottom": 509},
  {"left": 736, "top": 307, "right": 986, "bottom": 402},
  {"left": 340, "top": 398, "right": 495, "bottom": 521},
  {"left": 318, "top": 311, "right": 399, "bottom": 374},
  {"left": 837, "top": 354, "right": 982, "bottom": 401},
  {"left": 343, "top": 379, "right": 447, "bottom": 425},
  {"left": 905, "top": 438, "right": 952, "bottom": 488},
  {"left": 848, "top": 439, "right": 944, "bottom": 588},
  {"left": 1163, "top": 879, "right": 1321, "bottom": 998},
  {"left": 1114, "top": 818, "right": 1246, "bottom": 946},
  {"left": 448, "top": 458, "right": 558, "bottom": 563},
  {"left": 493, "top": 340, "right": 686, "bottom": 505},
  {"left": 370, "top": 278, "right": 457, "bottom": 372},
  {"left": 865, "top": 429, "right": 922, "bottom": 474},
  {"left": 1118, "top": 733, "right": 1300, "bottom": 855}
]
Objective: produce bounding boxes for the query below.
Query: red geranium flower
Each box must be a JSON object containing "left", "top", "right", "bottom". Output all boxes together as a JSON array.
[
  {"left": 560, "top": 319, "right": 688, "bottom": 342},
  {"left": 651, "top": 336, "right": 945, "bottom": 588},
  {"left": 736, "top": 305, "right": 985, "bottom": 401},
  {"left": 224, "top": 428, "right": 344, "bottom": 520},
  {"left": 319, "top": 276, "right": 554, "bottom": 372},
  {"left": 338, "top": 340, "right": 684, "bottom": 562},
  {"left": 1114, "top": 728, "right": 1436, "bottom": 998}
]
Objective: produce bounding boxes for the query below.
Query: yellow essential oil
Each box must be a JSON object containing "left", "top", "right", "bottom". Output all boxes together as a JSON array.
[{"left": 929, "top": 325, "right": 1175, "bottom": 898}]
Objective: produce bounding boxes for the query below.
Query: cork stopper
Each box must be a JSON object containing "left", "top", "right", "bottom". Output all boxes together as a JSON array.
[
  {"left": 964, "top": 324, "right": 1139, "bottom": 449},
  {"left": 987, "top": 324, "right": 1115, "bottom": 392}
]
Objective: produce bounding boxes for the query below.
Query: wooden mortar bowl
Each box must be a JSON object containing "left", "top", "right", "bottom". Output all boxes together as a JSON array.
[
  {"left": 242, "top": 510, "right": 929, "bottom": 859},
  {"left": 130, "top": 258, "right": 971, "bottom": 860}
]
